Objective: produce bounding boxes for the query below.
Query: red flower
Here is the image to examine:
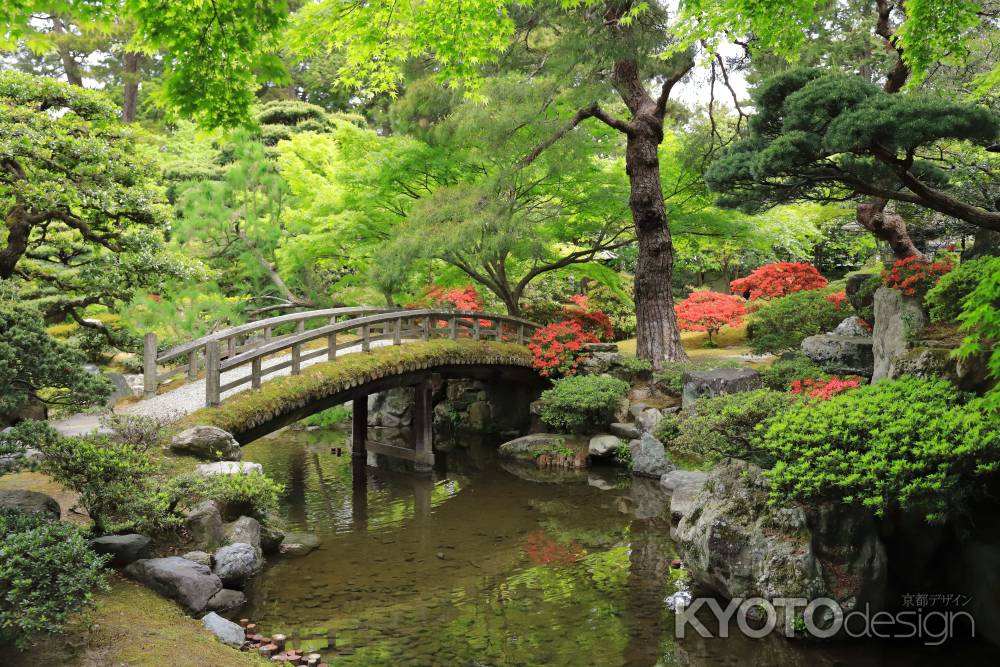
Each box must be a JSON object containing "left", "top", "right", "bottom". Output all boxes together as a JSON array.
[
  {"left": 790, "top": 376, "right": 862, "bottom": 400},
  {"left": 730, "top": 262, "right": 828, "bottom": 300},
  {"left": 528, "top": 320, "right": 599, "bottom": 377},
  {"left": 882, "top": 257, "right": 952, "bottom": 295},
  {"left": 675, "top": 291, "right": 746, "bottom": 342}
]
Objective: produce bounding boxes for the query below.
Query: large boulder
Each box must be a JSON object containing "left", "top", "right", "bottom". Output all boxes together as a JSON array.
[
  {"left": 588, "top": 434, "right": 620, "bottom": 460},
  {"left": 610, "top": 422, "right": 640, "bottom": 440},
  {"left": 872, "top": 286, "right": 928, "bottom": 380},
  {"left": 674, "top": 459, "right": 886, "bottom": 613},
  {"left": 0, "top": 489, "right": 60, "bottom": 521},
  {"left": 184, "top": 500, "right": 225, "bottom": 551},
  {"left": 635, "top": 408, "right": 664, "bottom": 434},
  {"left": 201, "top": 612, "right": 245, "bottom": 647},
  {"left": 89, "top": 534, "right": 151, "bottom": 567},
  {"left": 125, "top": 557, "right": 223, "bottom": 614},
  {"left": 681, "top": 368, "right": 761, "bottom": 410},
  {"left": 170, "top": 426, "right": 241, "bottom": 462},
  {"left": 194, "top": 461, "right": 262, "bottom": 477},
  {"left": 497, "top": 433, "right": 568, "bottom": 462},
  {"left": 368, "top": 387, "right": 413, "bottom": 428},
  {"left": 801, "top": 334, "right": 875, "bottom": 377},
  {"left": 661, "top": 470, "right": 709, "bottom": 526},
  {"left": 212, "top": 543, "right": 262, "bottom": 588},
  {"left": 628, "top": 432, "right": 675, "bottom": 479},
  {"left": 224, "top": 516, "right": 261, "bottom": 554},
  {"left": 833, "top": 316, "right": 872, "bottom": 338},
  {"left": 888, "top": 344, "right": 994, "bottom": 393}
]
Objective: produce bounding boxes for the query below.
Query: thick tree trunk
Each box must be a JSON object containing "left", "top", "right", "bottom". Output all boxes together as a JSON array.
[
  {"left": 122, "top": 51, "right": 140, "bottom": 123},
  {"left": 856, "top": 198, "right": 922, "bottom": 259},
  {"left": 626, "top": 122, "right": 688, "bottom": 368}
]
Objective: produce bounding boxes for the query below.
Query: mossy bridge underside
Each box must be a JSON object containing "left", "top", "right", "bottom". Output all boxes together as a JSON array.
[{"left": 183, "top": 339, "right": 546, "bottom": 469}]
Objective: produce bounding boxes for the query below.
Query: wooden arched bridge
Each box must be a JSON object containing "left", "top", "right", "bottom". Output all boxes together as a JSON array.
[{"left": 143, "top": 307, "right": 545, "bottom": 471}]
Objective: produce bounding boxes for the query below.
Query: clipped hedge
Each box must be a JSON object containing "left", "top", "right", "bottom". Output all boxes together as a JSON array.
[
  {"left": 539, "top": 375, "right": 630, "bottom": 433},
  {"left": 182, "top": 339, "right": 534, "bottom": 436}
]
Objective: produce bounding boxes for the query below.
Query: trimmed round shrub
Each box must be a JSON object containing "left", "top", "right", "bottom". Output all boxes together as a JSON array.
[
  {"left": 0, "top": 510, "right": 110, "bottom": 647},
  {"left": 747, "top": 288, "right": 849, "bottom": 354},
  {"left": 657, "top": 389, "right": 793, "bottom": 468},
  {"left": 762, "top": 377, "right": 1000, "bottom": 522},
  {"left": 539, "top": 375, "right": 630, "bottom": 433}
]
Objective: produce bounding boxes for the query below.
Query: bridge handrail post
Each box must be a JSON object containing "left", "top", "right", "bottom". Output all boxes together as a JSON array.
[
  {"left": 422, "top": 317, "right": 430, "bottom": 340},
  {"left": 518, "top": 323, "right": 525, "bottom": 344},
  {"left": 187, "top": 349, "right": 199, "bottom": 381},
  {"left": 291, "top": 342, "right": 301, "bottom": 374},
  {"left": 251, "top": 357, "right": 262, "bottom": 389},
  {"left": 327, "top": 330, "right": 337, "bottom": 360},
  {"left": 143, "top": 332, "right": 158, "bottom": 398},
  {"left": 473, "top": 318, "right": 480, "bottom": 340},
  {"left": 361, "top": 323, "right": 370, "bottom": 352},
  {"left": 449, "top": 316, "right": 457, "bottom": 340},
  {"left": 205, "top": 340, "right": 221, "bottom": 407},
  {"left": 393, "top": 316, "right": 402, "bottom": 345}
]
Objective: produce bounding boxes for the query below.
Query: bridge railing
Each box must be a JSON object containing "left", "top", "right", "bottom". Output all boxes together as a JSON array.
[
  {"left": 203, "top": 309, "right": 540, "bottom": 406},
  {"left": 142, "top": 306, "right": 401, "bottom": 398}
]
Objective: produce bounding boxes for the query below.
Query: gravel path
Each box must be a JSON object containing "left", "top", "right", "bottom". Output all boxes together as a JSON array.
[{"left": 53, "top": 340, "right": 391, "bottom": 435}]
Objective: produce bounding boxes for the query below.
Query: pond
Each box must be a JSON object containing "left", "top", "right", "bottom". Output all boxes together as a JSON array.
[{"left": 243, "top": 428, "right": 998, "bottom": 666}]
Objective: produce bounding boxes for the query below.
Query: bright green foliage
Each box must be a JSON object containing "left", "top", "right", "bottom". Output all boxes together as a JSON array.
[
  {"left": 302, "top": 405, "right": 353, "bottom": 429},
  {"left": 0, "top": 304, "right": 111, "bottom": 420},
  {"left": 167, "top": 472, "right": 284, "bottom": 521},
  {"left": 539, "top": 375, "right": 630, "bottom": 434},
  {"left": 675, "top": 0, "right": 986, "bottom": 86},
  {"left": 760, "top": 353, "right": 829, "bottom": 391},
  {"left": 0, "top": 71, "right": 188, "bottom": 333},
  {"left": 747, "top": 289, "right": 848, "bottom": 354},
  {"left": 956, "top": 256, "right": 1000, "bottom": 409},
  {"left": 38, "top": 431, "right": 175, "bottom": 534},
  {"left": 0, "top": 509, "right": 110, "bottom": 648},
  {"left": 704, "top": 69, "right": 1000, "bottom": 229},
  {"left": 762, "top": 377, "right": 1000, "bottom": 521},
  {"left": 926, "top": 256, "right": 995, "bottom": 323},
  {"left": 0, "top": 418, "right": 61, "bottom": 460},
  {"left": 653, "top": 359, "right": 744, "bottom": 395},
  {"left": 126, "top": 285, "right": 246, "bottom": 348},
  {"left": 658, "top": 389, "right": 793, "bottom": 467},
  {"left": 3, "top": 1, "right": 289, "bottom": 127}
]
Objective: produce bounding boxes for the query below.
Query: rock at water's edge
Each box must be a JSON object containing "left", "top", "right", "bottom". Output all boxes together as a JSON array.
[
  {"left": 125, "top": 557, "right": 223, "bottom": 614},
  {"left": 201, "top": 611, "right": 245, "bottom": 646},
  {"left": 170, "top": 426, "right": 241, "bottom": 462}
]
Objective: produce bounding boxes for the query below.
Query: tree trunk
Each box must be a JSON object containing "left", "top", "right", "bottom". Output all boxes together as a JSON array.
[
  {"left": 856, "top": 198, "right": 922, "bottom": 259},
  {"left": 50, "top": 17, "right": 84, "bottom": 87},
  {"left": 122, "top": 51, "right": 140, "bottom": 123},
  {"left": 626, "top": 123, "right": 688, "bottom": 368}
]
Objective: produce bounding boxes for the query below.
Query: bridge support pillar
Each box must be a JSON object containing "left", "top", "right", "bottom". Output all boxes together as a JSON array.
[
  {"left": 413, "top": 379, "right": 435, "bottom": 473},
  {"left": 351, "top": 397, "right": 368, "bottom": 461}
]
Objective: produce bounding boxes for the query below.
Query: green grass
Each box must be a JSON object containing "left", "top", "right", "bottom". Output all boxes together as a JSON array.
[
  {"left": 9, "top": 576, "right": 268, "bottom": 667},
  {"left": 617, "top": 322, "right": 752, "bottom": 360}
]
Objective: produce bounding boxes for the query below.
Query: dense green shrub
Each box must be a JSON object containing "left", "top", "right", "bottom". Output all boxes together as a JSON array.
[
  {"left": 168, "top": 472, "right": 284, "bottom": 520},
  {"left": 539, "top": 375, "right": 630, "bottom": 433},
  {"left": 302, "top": 405, "right": 353, "bottom": 429},
  {"left": 760, "top": 354, "right": 829, "bottom": 391},
  {"left": 39, "top": 433, "right": 174, "bottom": 534},
  {"left": 956, "top": 257, "right": 1000, "bottom": 410},
  {"left": 849, "top": 272, "right": 882, "bottom": 323},
  {"left": 762, "top": 377, "right": 1000, "bottom": 522},
  {"left": 653, "top": 359, "right": 744, "bottom": 395},
  {"left": 0, "top": 419, "right": 61, "bottom": 461},
  {"left": 0, "top": 510, "right": 110, "bottom": 647},
  {"left": 926, "top": 257, "right": 994, "bottom": 323},
  {"left": 101, "top": 413, "right": 170, "bottom": 451},
  {"left": 658, "top": 390, "right": 793, "bottom": 467},
  {"left": 747, "top": 289, "right": 848, "bottom": 353}
]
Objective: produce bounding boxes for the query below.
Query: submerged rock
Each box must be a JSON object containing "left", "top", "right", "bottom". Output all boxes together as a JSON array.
[
  {"left": 628, "top": 433, "right": 674, "bottom": 479},
  {"left": 497, "top": 433, "right": 568, "bottom": 462},
  {"left": 89, "top": 534, "right": 151, "bottom": 567},
  {"left": 279, "top": 531, "right": 321, "bottom": 557},
  {"left": 205, "top": 589, "right": 246, "bottom": 617},
  {"left": 170, "top": 426, "right": 241, "bottom": 461},
  {"left": 674, "top": 459, "right": 886, "bottom": 613},
  {"left": 681, "top": 368, "right": 761, "bottom": 409},
  {"left": 125, "top": 557, "right": 223, "bottom": 614},
  {"left": 201, "top": 611, "right": 245, "bottom": 647},
  {"left": 0, "top": 489, "right": 60, "bottom": 521}
]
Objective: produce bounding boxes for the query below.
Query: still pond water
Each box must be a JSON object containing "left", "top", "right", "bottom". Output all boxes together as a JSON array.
[{"left": 243, "top": 428, "right": 998, "bottom": 666}]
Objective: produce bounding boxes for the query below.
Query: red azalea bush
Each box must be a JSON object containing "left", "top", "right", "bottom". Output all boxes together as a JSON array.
[
  {"left": 675, "top": 291, "right": 747, "bottom": 343},
  {"left": 409, "top": 285, "right": 483, "bottom": 311},
  {"left": 790, "top": 375, "right": 862, "bottom": 400},
  {"left": 824, "top": 290, "right": 848, "bottom": 309},
  {"left": 563, "top": 294, "right": 613, "bottom": 341},
  {"left": 730, "top": 262, "right": 829, "bottom": 300},
  {"left": 528, "top": 320, "right": 599, "bottom": 377},
  {"left": 882, "top": 257, "right": 953, "bottom": 297}
]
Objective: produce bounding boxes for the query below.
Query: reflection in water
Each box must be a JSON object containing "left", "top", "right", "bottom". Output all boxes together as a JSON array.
[{"left": 244, "top": 428, "right": 999, "bottom": 666}]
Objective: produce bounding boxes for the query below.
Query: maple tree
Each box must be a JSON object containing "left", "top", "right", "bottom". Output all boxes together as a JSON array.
[
  {"left": 674, "top": 291, "right": 747, "bottom": 344},
  {"left": 730, "top": 262, "right": 829, "bottom": 301}
]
